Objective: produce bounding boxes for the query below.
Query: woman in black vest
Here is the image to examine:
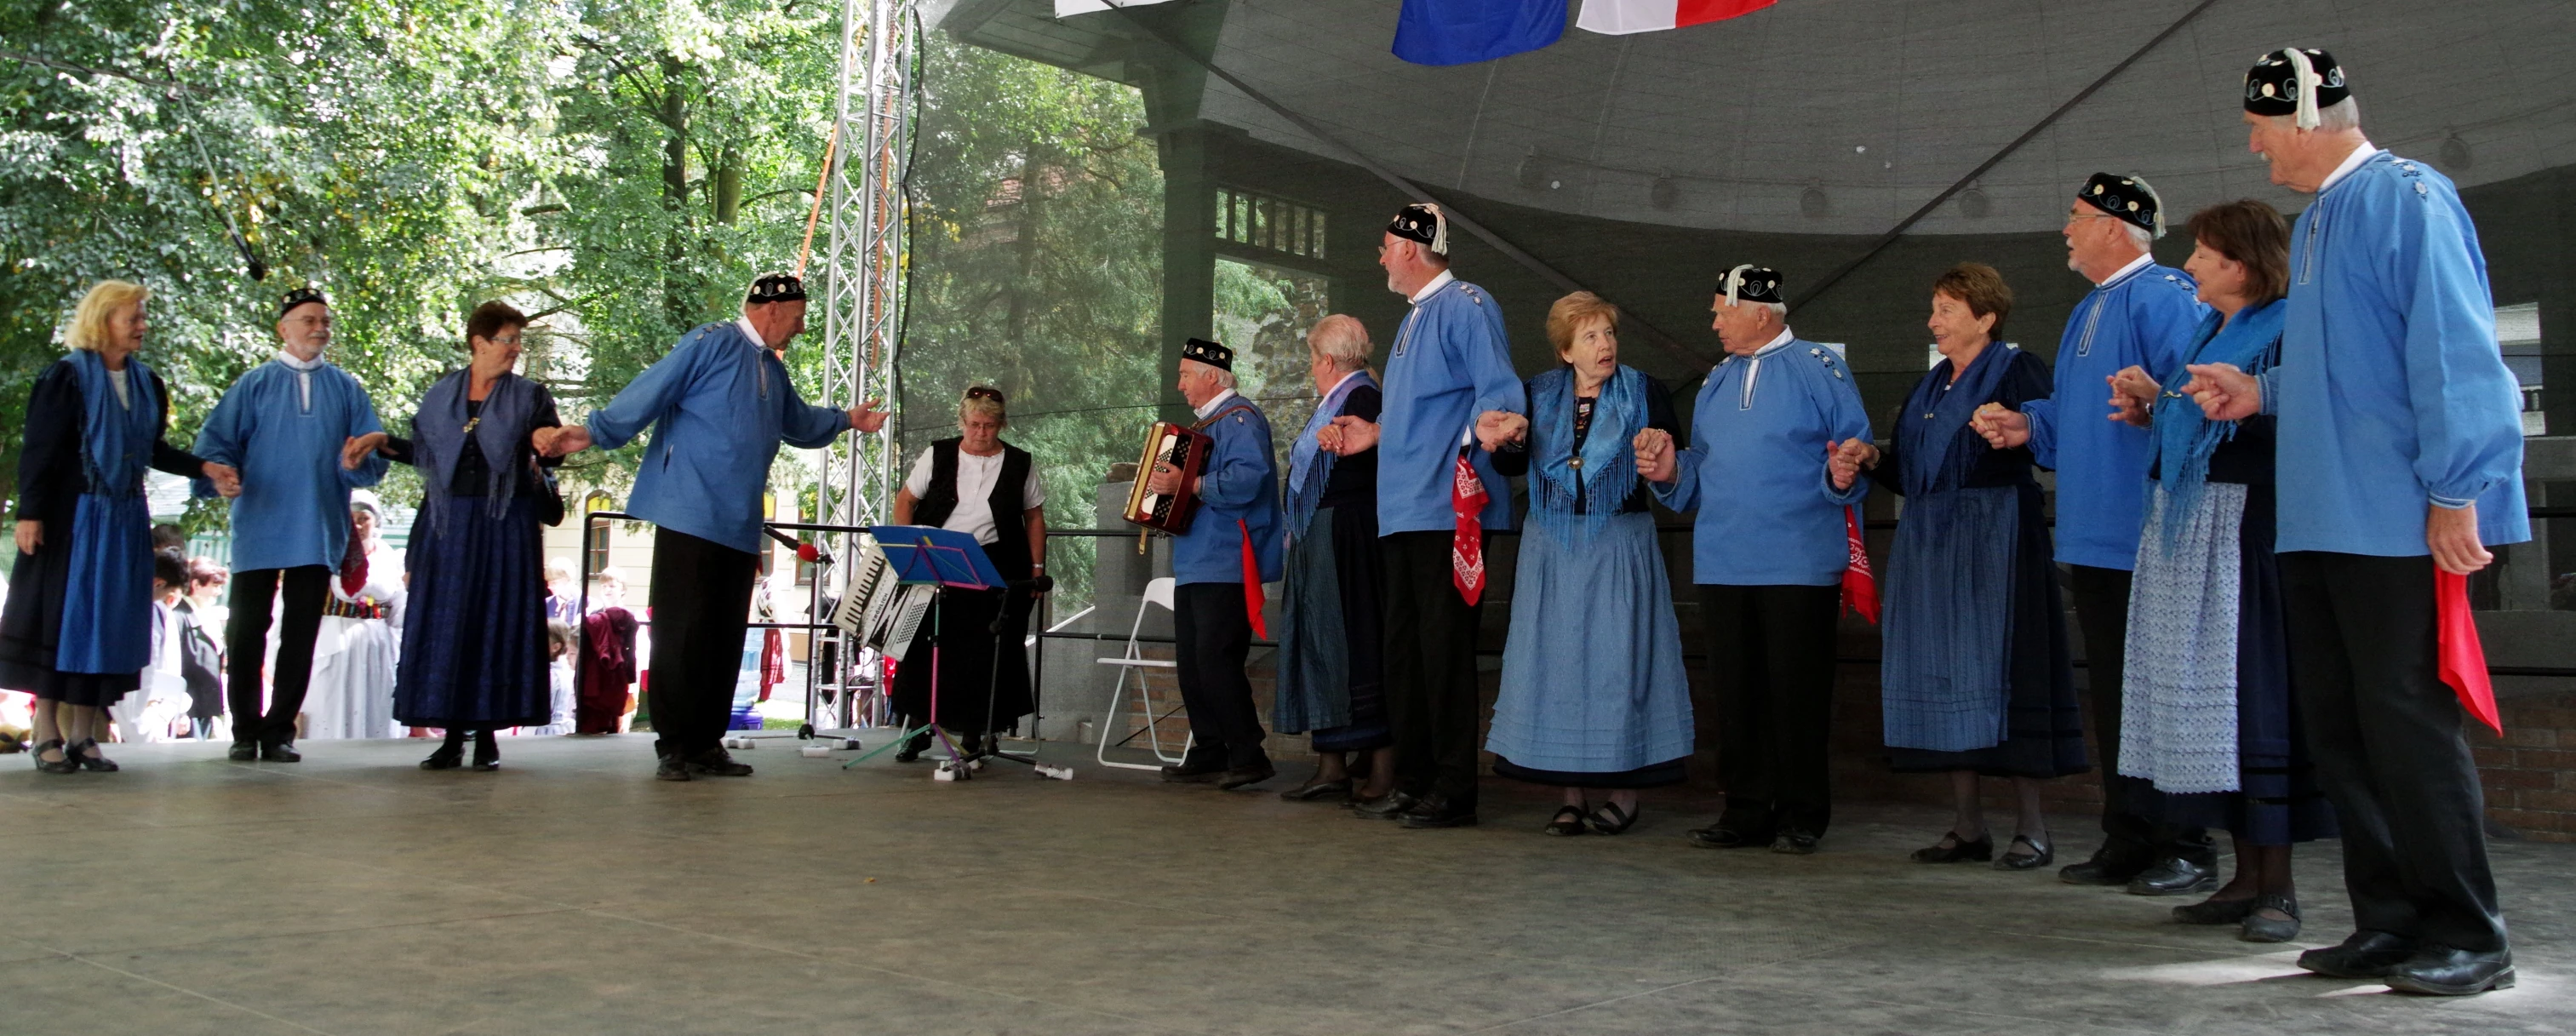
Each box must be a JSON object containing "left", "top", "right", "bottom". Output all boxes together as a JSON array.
[{"left": 890, "top": 386, "right": 1046, "bottom": 759}]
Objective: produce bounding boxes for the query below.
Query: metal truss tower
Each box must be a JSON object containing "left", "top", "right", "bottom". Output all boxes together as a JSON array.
[{"left": 808, "top": 0, "right": 914, "bottom": 730}]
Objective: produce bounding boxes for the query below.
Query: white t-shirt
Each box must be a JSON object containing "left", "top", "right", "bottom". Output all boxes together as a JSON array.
[{"left": 904, "top": 445, "right": 1045, "bottom": 546}]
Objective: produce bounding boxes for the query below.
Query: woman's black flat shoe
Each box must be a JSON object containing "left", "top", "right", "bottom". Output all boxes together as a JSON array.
[
  {"left": 2239, "top": 893, "right": 2302, "bottom": 943},
  {"left": 31, "top": 738, "right": 77, "bottom": 775},
  {"left": 420, "top": 746, "right": 464, "bottom": 770},
  {"left": 69, "top": 738, "right": 118, "bottom": 772},
  {"left": 2172, "top": 896, "right": 2258, "bottom": 925},
  {"left": 1910, "top": 833, "right": 1994, "bottom": 863},
  {"left": 471, "top": 732, "right": 500, "bottom": 771},
  {"left": 1543, "top": 805, "right": 1589, "bottom": 836},
  {"left": 1995, "top": 834, "right": 2055, "bottom": 871},
  {"left": 1586, "top": 801, "right": 1639, "bottom": 835},
  {"left": 1279, "top": 778, "right": 1351, "bottom": 802}
]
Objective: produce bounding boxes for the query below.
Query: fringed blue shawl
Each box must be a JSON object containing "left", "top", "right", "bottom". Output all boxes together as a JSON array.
[
  {"left": 2145, "top": 299, "right": 2285, "bottom": 555},
  {"left": 56, "top": 349, "right": 159, "bottom": 674},
  {"left": 413, "top": 368, "right": 538, "bottom": 531},
  {"left": 1527, "top": 363, "right": 1646, "bottom": 547},
  {"left": 1285, "top": 369, "right": 1377, "bottom": 540}
]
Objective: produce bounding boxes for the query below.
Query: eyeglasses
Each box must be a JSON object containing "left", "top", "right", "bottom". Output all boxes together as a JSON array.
[{"left": 965, "top": 386, "right": 1005, "bottom": 404}]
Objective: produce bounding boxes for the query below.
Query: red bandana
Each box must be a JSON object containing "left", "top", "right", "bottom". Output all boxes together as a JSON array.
[
  {"left": 1238, "top": 518, "right": 1268, "bottom": 638},
  {"left": 1451, "top": 449, "right": 1487, "bottom": 605},
  {"left": 1840, "top": 504, "right": 1880, "bottom": 624},
  {"left": 2436, "top": 568, "right": 2503, "bottom": 735}
]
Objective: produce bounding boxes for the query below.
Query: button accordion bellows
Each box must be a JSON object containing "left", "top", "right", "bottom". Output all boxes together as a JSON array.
[
  {"left": 1124, "top": 421, "right": 1212, "bottom": 535},
  {"left": 833, "top": 535, "right": 936, "bottom": 661}
]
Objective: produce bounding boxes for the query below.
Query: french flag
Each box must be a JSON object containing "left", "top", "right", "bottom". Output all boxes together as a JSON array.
[{"left": 1577, "top": 0, "right": 1777, "bottom": 35}]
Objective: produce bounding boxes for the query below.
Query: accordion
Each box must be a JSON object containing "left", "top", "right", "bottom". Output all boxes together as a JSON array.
[
  {"left": 831, "top": 535, "right": 936, "bottom": 660},
  {"left": 1122, "top": 420, "right": 1212, "bottom": 535}
]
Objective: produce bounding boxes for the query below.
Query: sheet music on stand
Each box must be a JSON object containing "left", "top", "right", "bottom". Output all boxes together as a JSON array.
[{"left": 838, "top": 526, "right": 1006, "bottom": 661}]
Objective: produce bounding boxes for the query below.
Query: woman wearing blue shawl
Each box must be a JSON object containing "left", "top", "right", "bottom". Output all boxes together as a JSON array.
[
  {"left": 3, "top": 281, "right": 235, "bottom": 773},
  {"left": 2109, "top": 201, "right": 2334, "bottom": 942},
  {"left": 1485, "top": 293, "right": 1692, "bottom": 836},
  {"left": 1274, "top": 315, "right": 1396, "bottom": 804},
  {"left": 359, "top": 301, "right": 587, "bottom": 771},
  {"left": 1848, "top": 263, "right": 2085, "bottom": 868}
]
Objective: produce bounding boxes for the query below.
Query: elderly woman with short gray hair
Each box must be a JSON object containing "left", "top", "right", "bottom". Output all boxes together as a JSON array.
[
  {"left": 1274, "top": 315, "right": 1395, "bottom": 804},
  {"left": 3, "top": 280, "right": 237, "bottom": 773}
]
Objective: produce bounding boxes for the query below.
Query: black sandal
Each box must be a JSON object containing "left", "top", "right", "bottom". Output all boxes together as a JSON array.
[
  {"left": 1910, "top": 832, "right": 1994, "bottom": 863},
  {"left": 1585, "top": 800, "right": 1639, "bottom": 835},
  {"left": 69, "top": 738, "right": 118, "bottom": 772},
  {"left": 31, "top": 738, "right": 77, "bottom": 775},
  {"left": 1995, "top": 834, "right": 2054, "bottom": 871},
  {"left": 1543, "top": 805, "right": 1589, "bottom": 836}
]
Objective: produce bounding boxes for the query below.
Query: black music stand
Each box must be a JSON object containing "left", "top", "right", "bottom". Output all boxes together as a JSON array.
[{"left": 839, "top": 526, "right": 1022, "bottom": 774}]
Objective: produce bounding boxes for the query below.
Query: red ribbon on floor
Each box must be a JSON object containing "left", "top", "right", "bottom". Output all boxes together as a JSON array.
[
  {"left": 2436, "top": 568, "right": 2504, "bottom": 736},
  {"left": 1451, "top": 449, "right": 1487, "bottom": 606},
  {"left": 1840, "top": 504, "right": 1880, "bottom": 625},
  {"left": 1238, "top": 518, "right": 1268, "bottom": 638}
]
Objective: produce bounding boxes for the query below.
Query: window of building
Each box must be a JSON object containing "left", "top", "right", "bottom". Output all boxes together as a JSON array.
[{"left": 1214, "top": 186, "right": 1326, "bottom": 260}]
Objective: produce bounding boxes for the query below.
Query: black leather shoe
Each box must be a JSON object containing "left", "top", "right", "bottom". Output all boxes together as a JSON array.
[
  {"left": 1685, "top": 825, "right": 1768, "bottom": 849},
  {"left": 1398, "top": 795, "right": 1477, "bottom": 829},
  {"left": 2239, "top": 894, "right": 2301, "bottom": 944},
  {"left": 1543, "top": 806, "right": 1589, "bottom": 836},
  {"left": 2058, "top": 852, "right": 2150, "bottom": 886},
  {"left": 1350, "top": 791, "right": 1417, "bottom": 820},
  {"left": 31, "top": 738, "right": 77, "bottom": 775},
  {"left": 1216, "top": 761, "right": 1277, "bottom": 791},
  {"left": 227, "top": 741, "right": 260, "bottom": 762},
  {"left": 654, "top": 755, "right": 693, "bottom": 781},
  {"left": 686, "top": 747, "right": 753, "bottom": 776},
  {"left": 1994, "top": 834, "right": 2054, "bottom": 871},
  {"left": 470, "top": 731, "right": 500, "bottom": 772},
  {"left": 1910, "top": 833, "right": 1994, "bottom": 863},
  {"left": 1771, "top": 831, "right": 1820, "bottom": 855},
  {"left": 2125, "top": 857, "right": 2218, "bottom": 896},
  {"left": 420, "top": 745, "right": 465, "bottom": 770},
  {"left": 2298, "top": 930, "right": 2419, "bottom": 979},
  {"left": 2384, "top": 945, "right": 2515, "bottom": 996},
  {"left": 1159, "top": 760, "right": 1225, "bottom": 783},
  {"left": 2171, "top": 896, "right": 2257, "bottom": 925},
  {"left": 68, "top": 738, "right": 118, "bottom": 772},
  {"left": 1279, "top": 778, "right": 1351, "bottom": 802},
  {"left": 260, "top": 741, "right": 301, "bottom": 763}
]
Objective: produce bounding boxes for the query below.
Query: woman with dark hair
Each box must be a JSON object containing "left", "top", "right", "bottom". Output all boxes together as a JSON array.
[
  {"left": 357, "top": 300, "right": 589, "bottom": 770},
  {"left": 1844, "top": 263, "right": 2085, "bottom": 868},
  {"left": 3, "top": 280, "right": 235, "bottom": 773},
  {"left": 1483, "top": 292, "right": 1694, "bottom": 836},
  {"left": 2109, "top": 200, "right": 2334, "bottom": 942}
]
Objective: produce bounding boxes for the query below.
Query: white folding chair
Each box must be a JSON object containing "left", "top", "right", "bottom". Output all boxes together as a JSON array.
[{"left": 1094, "top": 577, "right": 1192, "bottom": 770}]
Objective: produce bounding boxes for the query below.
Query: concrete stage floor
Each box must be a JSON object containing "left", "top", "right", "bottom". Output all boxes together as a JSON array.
[{"left": 2, "top": 735, "right": 2568, "bottom": 1036}]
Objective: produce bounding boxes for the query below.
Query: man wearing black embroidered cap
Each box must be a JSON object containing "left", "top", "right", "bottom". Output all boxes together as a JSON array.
[
  {"left": 1144, "top": 337, "right": 1284, "bottom": 790},
  {"left": 583, "top": 272, "right": 889, "bottom": 781},
  {"left": 1976, "top": 173, "right": 2216, "bottom": 893}
]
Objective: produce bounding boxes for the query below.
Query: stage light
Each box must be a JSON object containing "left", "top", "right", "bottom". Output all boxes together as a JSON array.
[
  {"left": 1650, "top": 175, "right": 1678, "bottom": 209},
  {"left": 2441, "top": 133, "right": 2474, "bottom": 170},
  {"left": 1800, "top": 186, "right": 1829, "bottom": 218},
  {"left": 1959, "top": 186, "right": 1990, "bottom": 219}
]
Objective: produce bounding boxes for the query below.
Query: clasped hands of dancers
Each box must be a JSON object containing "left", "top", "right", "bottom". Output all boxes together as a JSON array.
[{"left": 3, "top": 48, "right": 2516, "bottom": 996}]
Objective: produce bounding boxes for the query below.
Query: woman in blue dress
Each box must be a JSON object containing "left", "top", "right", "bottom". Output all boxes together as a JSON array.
[
  {"left": 1485, "top": 292, "right": 1694, "bottom": 836},
  {"left": 2110, "top": 200, "right": 2335, "bottom": 942},
  {"left": 358, "top": 301, "right": 589, "bottom": 770},
  {"left": 1848, "top": 263, "right": 2086, "bottom": 869},
  {"left": 3, "top": 280, "right": 235, "bottom": 773},
  {"left": 1274, "top": 315, "right": 1396, "bottom": 804}
]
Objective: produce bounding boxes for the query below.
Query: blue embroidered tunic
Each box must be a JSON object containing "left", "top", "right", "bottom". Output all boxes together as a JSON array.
[
  {"left": 585, "top": 321, "right": 854, "bottom": 555},
  {"left": 2018, "top": 257, "right": 2206, "bottom": 571},
  {"left": 2257, "top": 148, "right": 2529, "bottom": 555},
  {"left": 1652, "top": 330, "right": 1873, "bottom": 587},
  {"left": 1376, "top": 272, "right": 1526, "bottom": 535},
  {"left": 192, "top": 356, "right": 390, "bottom": 573},
  {"left": 1171, "top": 390, "right": 1285, "bottom": 587}
]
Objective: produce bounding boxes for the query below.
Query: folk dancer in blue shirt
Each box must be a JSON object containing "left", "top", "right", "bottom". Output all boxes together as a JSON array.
[
  {"left": 2183, "top": 49, "right": 2527, "bottom": 997},
  {"left": 582, "top": 274, "right": 888, "bottom": 781},
  {"left": 1975, "top": 174, "right": 2217, "bottom": 895},
  {"left": 191, "top": 288, "right": 390, "bottom": 764},
  {"left": 1146, "top": 338, "right": 1285, "bottom": 791},
  {"left": 1638, "top": 266, "right": 1873, "bottom": 856},
  {"left": 1322, "top": 203, "right": 1527, "bottom": 829}
]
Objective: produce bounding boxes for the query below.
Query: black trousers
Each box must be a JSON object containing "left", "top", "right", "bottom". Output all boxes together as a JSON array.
[
  {"left": 225, "top": 565, "right": 330, "bottom": 745},
  {"left": 2281, "top": 551, "right": 2505, "bottom": 951},
  {"left": 1381, "top": 530, "right": 1484, "bottom": 805},
  {"left": 1173, "top": 581, "right": 1267, "bottom": 768},
  {"left": 1703, "top": 583, "right": 1840, "bottom": 837},
  {"left": 2068, "top": 564, "right": 2214, "bottom": 866},
  {"left": 646, "top": 528, "right": 761, "bottom": 759}
]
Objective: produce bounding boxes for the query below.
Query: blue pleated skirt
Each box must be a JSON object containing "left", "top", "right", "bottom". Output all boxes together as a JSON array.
[
  {"left": 394, "top": 496, "right": 552, "bottom": 728},
  {"left": 1485, "top": 511, "right": 1694, "bottom": 781}
]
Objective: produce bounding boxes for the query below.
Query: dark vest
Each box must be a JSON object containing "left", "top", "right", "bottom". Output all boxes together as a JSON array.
[{"left": 913, "top": 438, "right": 1034, "bottom": 580}]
